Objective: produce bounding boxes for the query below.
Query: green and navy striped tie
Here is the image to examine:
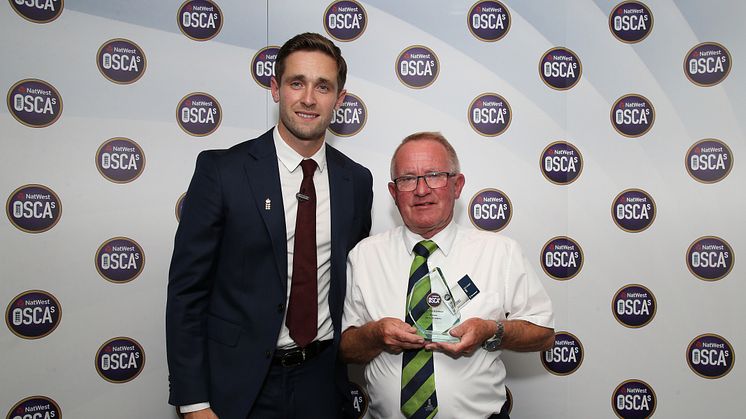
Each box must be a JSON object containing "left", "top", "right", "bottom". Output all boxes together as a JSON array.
[{"left": 401, "top": 240, "right": 439, "bottom": 418}]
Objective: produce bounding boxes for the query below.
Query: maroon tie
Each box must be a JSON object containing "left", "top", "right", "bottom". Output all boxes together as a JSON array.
[{"left": 286, "top": 158, "right": 318, "bottom": 347}]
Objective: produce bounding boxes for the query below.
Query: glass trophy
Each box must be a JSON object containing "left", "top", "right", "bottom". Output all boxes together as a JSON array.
[{"left": 407, "top": 267, "right": 461, "bottom": 343}]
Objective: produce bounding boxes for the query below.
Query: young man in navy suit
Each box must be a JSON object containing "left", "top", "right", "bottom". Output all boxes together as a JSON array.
[{"left": 167, "top": 32, "right": 373, "bottom": 419}]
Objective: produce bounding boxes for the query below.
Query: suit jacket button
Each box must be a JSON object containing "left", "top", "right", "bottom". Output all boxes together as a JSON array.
[
  {"left": 265, "top": 350, "right": 272, "bottom": 358},
  {"left": 277, "top": 303, "right": 285, "bottom": 313}
]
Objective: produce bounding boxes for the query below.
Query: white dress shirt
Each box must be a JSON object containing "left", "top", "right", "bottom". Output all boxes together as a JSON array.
[{"left": 342, "top": 222, "right": 554, "bottom": 419}]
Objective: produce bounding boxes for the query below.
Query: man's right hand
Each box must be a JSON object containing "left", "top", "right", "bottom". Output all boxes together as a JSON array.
[
  {"left": 374, "top": 317, "right": 426, "bottom": 354},
  {"left": 184, "top": 408, "right": 218, "bottom": 419}
]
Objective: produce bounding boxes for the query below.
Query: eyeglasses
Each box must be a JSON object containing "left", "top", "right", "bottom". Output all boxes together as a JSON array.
[{"left": 392, "top": 171, "right": 456, "bottom": 192}]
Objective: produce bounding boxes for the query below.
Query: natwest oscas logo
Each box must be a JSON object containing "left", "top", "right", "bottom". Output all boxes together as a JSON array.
[
  {"left": 539, "top": 47, "right": 582, "bottom": 90},
  {"left": 612, "top": 284, "right": 656, "bottom": 328},
  {"left": 542, "top": 332, "right": 583, "bottom": 375},
  {"left": 686, "top": 139, "right": 733, "bottom": 183},
  {"left": 6, "top": 396, "right": 62, "bottom": 419},
  {"left": 6, "top": 184, "right": 61, "bottom": 233},
  {"left": 541, "top": 237, "right": 584, "bottom": 281},
  {"left": 97, "top": 39, "right": 146, "bottom": 84},
  {"left": 95, "top": 237, "right": 145, "bottom": 284},
  {"left": 468, "top": 93, "right": 511, "bottom": 137},
  {"left": 541, "top": 141, "right": 583, "bottom": 185},
  {"left": 7, "top": 79, "right": 63, "bottom": 128},
  {"left": 609, "top": 1, "right": 653, "bottom": 44},
  {"left": 176, "top": 192, "right": 187, "bottom": 222},
  {"left": 95, "top": 337, "right": 145, "bottom": 383},
  {"left": 177, "top": 0, "right": 223, "bottom": 41},
  {"left": 612, "top": 379, "right": 656, "bottom": 419},
  {"left": 611, "top": 94, "right": 654, "bottom": 138},
  {"left": 685, "top": 42, "right": 731, "bottom": 87},
  {"left": 469, "top": 189, "right": 512, "bottom": 232},
  {"left": 9, "top": 0, "right": 63, "bottom": 23},
  {"left": 687, "top": 334, "right": 735, "bottom": 379},
  {"left": 5, "top": 290, "right": 61, "bottom": 339},
  {"left": 96, "top": 138, "right": 145, "bottom": 183},
  {"left": 347, "top": 382, "right": 369, "bottom": 418},
  {"left": 177, "top": 92, "right": 222, "bottom": 136},
  {"left": 612, "top": 189, "right": 655, "bottom": 232},
  {"left": 468, "top": 1, "right": 511, "bottom": 42},
  {"left": 686, "top": 236, "right": 734, "bottom": 282},
  {"left": 396, "top": 46, "right": 439, "bottom": 89},
  {"left": 324, "top": 1, "right": 367, "bottom": 42},
  {"left": 250, "top": 46, "right": 280, "bottom": 89},
  {"left": 329, "top": 93, "right": 367, "bottom": 137}
]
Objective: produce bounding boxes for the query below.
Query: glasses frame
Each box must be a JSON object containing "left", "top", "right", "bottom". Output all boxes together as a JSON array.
[{"left": 392, "top": 171, "right": 456, "bottom": 192}]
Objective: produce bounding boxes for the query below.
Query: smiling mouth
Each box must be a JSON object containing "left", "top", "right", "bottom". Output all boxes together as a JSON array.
[{"left": 296, "top": 111, "right": 318, "bottom": 120}]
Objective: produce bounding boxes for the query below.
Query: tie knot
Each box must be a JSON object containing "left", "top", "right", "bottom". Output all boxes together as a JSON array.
[
  {"left": 300, "top": 159, "right": 317, "bottom": 178},
  {"left": 413, "top": 240, "right": 437, "bottom": 258}
]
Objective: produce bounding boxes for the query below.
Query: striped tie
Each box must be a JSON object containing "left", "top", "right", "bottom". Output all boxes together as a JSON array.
[{"left": 401, "top": 240, "right": 439, "bottom": 419}]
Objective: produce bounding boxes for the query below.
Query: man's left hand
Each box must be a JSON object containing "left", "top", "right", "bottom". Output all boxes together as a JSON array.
[{"left": 424, "top": 317, "right": 496, "bottom": 358}]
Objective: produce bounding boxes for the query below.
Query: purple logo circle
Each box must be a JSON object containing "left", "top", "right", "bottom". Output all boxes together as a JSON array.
[
  {"left": 685, "top": 139, "right": 733, "bottom": 183},
  {"left": 396, "top": 46, "right": 439, "bottom": 89},
  {"left": 324, "top": 1, "right": 367, "bottom": 42},
  {"left": 686, "top": 334, "right": 735, "bottom": 379},
  {"left": 542, "top": 332, "right": 583, "bottom": 375},
  {"left": 95, "top": 138, "right": 145, "bottom": 183},
  {"left": 541, "top": 141, "right": 583, "bottom": 185},
  {"left": 609, "top": 1, "right": 653, "bottom": 44},
  {"left": 96, "top": 39, "right": 146, "bottom": 85},
  {"left": 467, "top": 1, "right": 511, "bottom": 42},
  {"left": 686, "top": 236, "right": 734, "bottom": 282},
  {"left": 7, "top": 79, "right": 63, "bottom": 128},
  {"left": 612, "top": 189, "right": 655, "bottom": 233},
  {"left": 541, "top": 237, "right": 584, "bottom": 281},
  {"left": 177, "top": 0, "right": 223, "bottom": 41},
  {"left": 504, "top": 385, "right": 513, "bottom": 414},
  {"left": 95, "top": 337, "right": 145, "bottom": 383},
  {"left": 612, "top": 284, "right": 656, "bottom": 328},
  {"left": 5, "top": 290, "right": 61, "bottom": 339},
  {"left": 612, "top": 379, "right": 657, "bottom": 418},
  {"left": 250, "top": 46, "right": 280, "bottom": 89},
  {"left": 176, "top": 192, "right": 186, "bottom": 222},
  {"left": 539, "top": 47, "right": 582, "bottom": 90},
  {"left": 347, "top": 382, "right": 369, "bottom": 418},
  {"left": 611, "top": 94, "right": 654, "bottom": 138},
  {"left": 6, "top": 184, "right": 62, "bottom": 233},
  {"left": 468, "top": 189, "right": 512, "bottom": 232},
  {"left": 329, "top": 93, "right": 367, "bottom": 137},
  {"left": 468, "top": 93, "right": 511, "bottom": 137},
  {"left": 426, "top": 293, "right": 442, "bottom": 308},
  {"left": 6, "top": 396, "right": 62, "bottom": 419},
  {"left": 95, "top": 237, "right": 145, "bottom": 284},
  {"left": 177, "top": 92, "right": 222, "bottom": 136},
  {"left": 685, "top": 42, "right": 732, "bottom": 87},
  {"left": 9, "top": 0, "right": 63, "bottom": 23}
]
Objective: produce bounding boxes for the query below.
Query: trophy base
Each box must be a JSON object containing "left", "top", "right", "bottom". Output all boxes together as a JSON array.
[{"left": 423, "top": 330, "right": 460, "bottom": 343}]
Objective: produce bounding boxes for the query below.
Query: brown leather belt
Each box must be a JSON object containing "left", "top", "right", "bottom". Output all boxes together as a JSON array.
[{"left": 272, "top": 339, "right": 332, "bottom": 367}]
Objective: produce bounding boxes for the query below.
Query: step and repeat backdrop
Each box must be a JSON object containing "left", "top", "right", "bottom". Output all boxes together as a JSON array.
[{"left": 1, "top": 1, "right": 743, "bottom": 418}]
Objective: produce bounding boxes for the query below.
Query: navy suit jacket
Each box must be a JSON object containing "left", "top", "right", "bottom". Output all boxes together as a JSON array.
[{"left": 166, "top": 129, "right": 373, "bottom": 418}]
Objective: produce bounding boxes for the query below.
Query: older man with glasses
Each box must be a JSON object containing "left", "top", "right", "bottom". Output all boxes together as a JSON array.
[{"left": 340, "top": 131, "right": 554, "bottom": 419}]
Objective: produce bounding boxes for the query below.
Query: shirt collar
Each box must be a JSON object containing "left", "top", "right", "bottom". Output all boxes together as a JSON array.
[
  {"left": 402, "top": 220, "right": 457, "bottom": 257},
  {"left": 273, "top": 126, "right": 327, "bottom": 173}
]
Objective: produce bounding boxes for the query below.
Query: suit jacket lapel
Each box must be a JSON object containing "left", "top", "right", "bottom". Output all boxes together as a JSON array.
[
  {"left": 243, "top": 131, "right": 288, "bottom": 293},
  {"left": 326, "top": 145, "right": 353, "bottom": 324}
]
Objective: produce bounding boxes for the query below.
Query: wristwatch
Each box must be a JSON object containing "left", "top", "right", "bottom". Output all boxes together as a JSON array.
[{"left": 481, "top": 320, "right": 504, "bottom": 351}]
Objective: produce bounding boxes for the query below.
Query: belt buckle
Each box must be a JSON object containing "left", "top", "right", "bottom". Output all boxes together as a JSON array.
[{"left": 280, "top": 347, "right": 306, "bottom": 367}]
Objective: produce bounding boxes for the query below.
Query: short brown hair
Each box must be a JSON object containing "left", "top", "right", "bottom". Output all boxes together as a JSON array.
[
  {"left": 274, "top": 32, "right": 347, "bottom": 92},
  {"left": 390, "top": 132, "right": 461, "bottom": 179}
]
